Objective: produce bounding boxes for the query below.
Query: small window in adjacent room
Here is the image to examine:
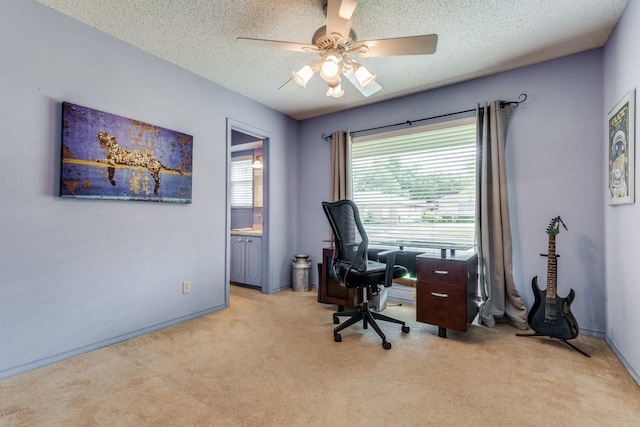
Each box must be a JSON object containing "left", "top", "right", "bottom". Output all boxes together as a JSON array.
[
  {"left": 231, "top": 155, "right": 254, "bottom": 208},
  {"left": 351, "top": 116, "right": 477, "bottom": 251}
]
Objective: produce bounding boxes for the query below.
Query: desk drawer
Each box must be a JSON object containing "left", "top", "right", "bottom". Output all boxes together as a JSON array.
[
  {"left": 416, "top": 282, "right": 467, "bottom": 331},
  {"left": 416, "top": 259, "right": 467, "bottom": 285}
]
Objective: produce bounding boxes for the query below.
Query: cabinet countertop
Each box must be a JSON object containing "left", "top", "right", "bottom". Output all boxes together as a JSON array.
[{"left": 231, "top": 230, "right": 262, "bottom": 236}]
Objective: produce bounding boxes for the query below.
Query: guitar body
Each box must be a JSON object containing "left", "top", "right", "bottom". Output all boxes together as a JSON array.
[{"left": 528, "top": 275, "right": 579, "bottom": 340}]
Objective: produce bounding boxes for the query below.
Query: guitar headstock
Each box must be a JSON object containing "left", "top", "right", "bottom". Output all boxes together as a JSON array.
[{"left": 546, "top": 216, "right": 568, "bottom": 236}]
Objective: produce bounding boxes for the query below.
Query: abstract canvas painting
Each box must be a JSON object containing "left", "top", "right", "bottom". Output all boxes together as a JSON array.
[{"left": 60, "top": 102, "right": 193, "bottom": 203}]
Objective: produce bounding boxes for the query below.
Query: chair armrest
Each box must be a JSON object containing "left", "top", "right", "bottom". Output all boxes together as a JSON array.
[{"left": 377, "top": 250, "right": 406, "bottom": 287}]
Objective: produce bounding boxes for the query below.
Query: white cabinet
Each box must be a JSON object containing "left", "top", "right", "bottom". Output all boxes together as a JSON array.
[{"left": 230, "top": 234, "right": 262, "bottom": 287}]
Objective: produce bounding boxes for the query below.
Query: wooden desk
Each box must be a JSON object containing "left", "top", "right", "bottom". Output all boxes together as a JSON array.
[
  {"left": 416, "top": 250, "right": 479, "bottom": 338},
  {"left": 317, "top": 247, "right": 361, "bottom": 311}
]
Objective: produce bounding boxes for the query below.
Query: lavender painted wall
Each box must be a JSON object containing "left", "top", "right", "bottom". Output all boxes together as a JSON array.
[
  {"left": 0, "top": 0, "right": 298, "bottom": 378},
  {"left": 3, "top": 0, "right": 636, "bottom": 384},
  {"left": 298, "top": 50, "right": 606, "bottom": 337},
  {"left": 603, "top": 0, "right": 640, "bottom": 383}
]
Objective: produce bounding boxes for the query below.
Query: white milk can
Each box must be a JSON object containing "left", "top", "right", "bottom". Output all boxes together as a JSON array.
[{"left": 292, "top": 254, "right": 311, "bottom": 291}]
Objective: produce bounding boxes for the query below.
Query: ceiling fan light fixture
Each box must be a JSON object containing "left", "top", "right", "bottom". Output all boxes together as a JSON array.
[
  {"left": 326, "top": 85, "right": 344, "bottom": 98},
  {"left": 293, "top": 64, "right": 314, "bottom": 87},
  {"left": 319, "top": 51, "right": 342, "bottom": 82},
  {"left": 238, "top": 0, "right": 440, "bottom": 102},
  {"left": 325, "top": 78, "right": 344, "bottom": 98},
  {"left": 353, "top": 63, "right": 376, "bottom": 88}
]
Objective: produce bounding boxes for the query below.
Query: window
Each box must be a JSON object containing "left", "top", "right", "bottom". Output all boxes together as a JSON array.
[
  {"left": 231, "top": 155, "right": 253, "bottom": 208},
  {"left": 351, "top": 116, "right": 477, "bottom": 250}
]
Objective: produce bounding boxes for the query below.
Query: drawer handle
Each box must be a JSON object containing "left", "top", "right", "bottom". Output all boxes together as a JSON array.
[
  {"left": 431, "top": 292, "right": 449, "bottom": 298},
  {"left": 433, "top": 270, "right": 449, "bottom": 275}
]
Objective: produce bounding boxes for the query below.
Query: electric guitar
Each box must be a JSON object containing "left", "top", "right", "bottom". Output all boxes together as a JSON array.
[{"left": 528, "top": 216, "right": 579, "bottom": 340}]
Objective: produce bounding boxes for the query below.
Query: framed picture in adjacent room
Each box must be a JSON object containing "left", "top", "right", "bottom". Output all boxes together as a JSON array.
[
  {"left": 60, "top": 102, "right": 193, "bottom": 203},
  {"left": 607, "top": 89, "right": 635, "bottom": 205}
]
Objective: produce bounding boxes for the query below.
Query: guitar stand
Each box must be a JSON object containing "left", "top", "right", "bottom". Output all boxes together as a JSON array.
[{"left": 516, "top": 332, "right": 591, "bottom": 358}]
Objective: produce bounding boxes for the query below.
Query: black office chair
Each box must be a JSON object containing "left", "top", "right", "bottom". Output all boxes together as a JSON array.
[{"left": 322, "top": 199, "right": 410, "bottom": 349}]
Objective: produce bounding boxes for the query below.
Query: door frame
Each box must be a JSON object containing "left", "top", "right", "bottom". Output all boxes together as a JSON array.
[{"left": 226, "top": 118, "right": 271, "bottom": 305}]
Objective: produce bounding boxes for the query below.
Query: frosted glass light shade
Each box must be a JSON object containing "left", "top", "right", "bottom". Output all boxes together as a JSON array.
[
  {"left": 319, "top": 55, "right": 341, "bottom": 81},
  {"left": 326, "top": 82, "right": 344, "bottom": 98},
  {"left": 293, "top": 65, "right": 314, "bottom": 87},
  {"left": 354, "top": 64, "right": 376, "bottom": 88},
  {"left": 252, "top": 156, "right": 263, "bottom": 169}
]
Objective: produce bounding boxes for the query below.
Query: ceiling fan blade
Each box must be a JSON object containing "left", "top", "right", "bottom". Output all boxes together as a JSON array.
[
  {"left": 338, "top": 0, "right": 358, "bottom": 19},
  {"left": 326, "top": 0, "right": 357, "bottom": 39},
  {"left": 343, "top": 69, "right": 382, "bottom": 98},
  {"left": 355, "top": 34, "right": 438, "bottom": 58},
  {"left": 236, "top": 37, "right": 317, "bottom": 53}
]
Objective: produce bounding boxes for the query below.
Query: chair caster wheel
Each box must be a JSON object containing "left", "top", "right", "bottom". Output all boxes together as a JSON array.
[
  {"left": 402, "top": 326, "right": 410, "bottom": 333},
  {"left": 333, "top": 316, "right": 339, "bottom": 324},
  {"left": 334, "top": 334, "right": 342, "bottom": 342},
  {"left": 382, "top": 341, "right": 391, "bottom": 350}
]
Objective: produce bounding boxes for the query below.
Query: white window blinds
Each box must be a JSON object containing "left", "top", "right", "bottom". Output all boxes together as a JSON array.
[
  {"left": 351, "top": 116, "right": 477, "bottom": 250},
  {"left": 231, "top": 156, "right": 253, "bottom": 208}
]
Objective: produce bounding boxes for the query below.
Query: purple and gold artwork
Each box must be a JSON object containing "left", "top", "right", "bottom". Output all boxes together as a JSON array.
[{"left": 60, "top": 102, "right": 193, "bottom": 203}]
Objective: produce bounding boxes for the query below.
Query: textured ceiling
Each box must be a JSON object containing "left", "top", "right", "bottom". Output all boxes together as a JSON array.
[{"left": 37, "top": 0, "right": 628, "bottom": 120}]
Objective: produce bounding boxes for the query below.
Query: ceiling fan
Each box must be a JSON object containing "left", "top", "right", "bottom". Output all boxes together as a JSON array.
[{"left": 236, "top": 0, "right": 438, "bottom": 98}]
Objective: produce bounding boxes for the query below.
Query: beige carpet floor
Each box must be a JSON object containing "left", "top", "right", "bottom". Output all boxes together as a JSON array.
[{"left": 1, "top": 285, "right": 639, "bottom": 426}]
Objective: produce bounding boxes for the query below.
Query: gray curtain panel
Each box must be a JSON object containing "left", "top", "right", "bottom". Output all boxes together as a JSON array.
[
  {"left": 329, "top": 130, "right": 352, "bottom": 248},
  {"left": 330, "top": 130, "right": 352, "bottom": 201},
  {"left": 476, "top": 101, "right": 528, "bottom": 329}
]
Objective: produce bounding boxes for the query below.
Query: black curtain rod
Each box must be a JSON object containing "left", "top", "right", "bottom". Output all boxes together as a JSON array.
[{"left": 321, "top": 93, "right": 527, "bottom": 141}]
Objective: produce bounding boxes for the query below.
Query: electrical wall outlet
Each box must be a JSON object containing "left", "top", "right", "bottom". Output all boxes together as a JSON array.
[{"left": 182, "top": 281, "right": 191, "bottom": 294}]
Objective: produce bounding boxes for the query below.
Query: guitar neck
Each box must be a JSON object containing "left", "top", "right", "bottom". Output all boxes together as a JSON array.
[{"left": 546, "top": 235, "right": 557, "bottom": 299}]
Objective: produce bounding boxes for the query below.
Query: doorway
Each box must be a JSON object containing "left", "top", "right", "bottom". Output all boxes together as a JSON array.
[{"left": 226, "top": 119, "right": 270, "bottom": 306}]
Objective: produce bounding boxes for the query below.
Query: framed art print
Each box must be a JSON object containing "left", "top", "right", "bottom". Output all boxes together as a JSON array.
[
  {"left": 607, "top": 89, "right": 635, "bottom": 205},
  {"left": 60, "top": 102, "right": 193, "bottom": 203}
]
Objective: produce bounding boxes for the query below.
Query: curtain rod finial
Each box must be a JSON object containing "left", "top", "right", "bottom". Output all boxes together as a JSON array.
[{"left": 500, "top": 93, "right": 527, "bottom": 109}]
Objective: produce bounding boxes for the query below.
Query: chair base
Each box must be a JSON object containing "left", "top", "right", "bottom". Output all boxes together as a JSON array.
[{"left": 332, "top": 292, "right": 410, "bottom": 349}]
